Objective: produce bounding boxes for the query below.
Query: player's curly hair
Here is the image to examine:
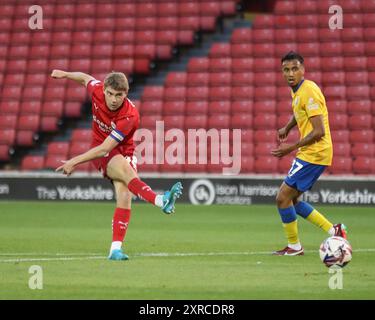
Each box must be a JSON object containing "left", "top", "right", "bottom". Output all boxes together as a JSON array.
[
  {"left": 281, "top": 51, "right": 304, "bottom": 65},
  {"left": 104, "top": 72, "right": 129, "bottom": 92}
]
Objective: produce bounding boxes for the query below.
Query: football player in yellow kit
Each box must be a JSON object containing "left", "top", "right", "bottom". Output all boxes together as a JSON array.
[{"left": 271, "top": 51, "right": 347, "bottom": 256}]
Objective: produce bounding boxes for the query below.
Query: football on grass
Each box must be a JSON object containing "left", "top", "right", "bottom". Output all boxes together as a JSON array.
[{"left": 319, "top": 236, "right": 352, "bottom": 268}]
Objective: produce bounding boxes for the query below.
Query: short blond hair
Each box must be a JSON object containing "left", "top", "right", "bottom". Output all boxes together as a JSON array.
[{"left": 104, "top": 72, "right": 129, "bottom": 92}]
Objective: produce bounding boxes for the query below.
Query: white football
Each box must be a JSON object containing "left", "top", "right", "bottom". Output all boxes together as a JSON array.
[{"left": 319, "top": 236, "right": 352, "bottom": 268}]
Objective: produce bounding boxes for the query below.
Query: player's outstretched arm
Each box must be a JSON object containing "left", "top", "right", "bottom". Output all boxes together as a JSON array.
[
  {"left": 277, "top": 115, "right": 297, "bottom": 142},
  {"left": 56, "top": 135, "right": 118, "bottom": 176},
  {"left": 51, "top": 69, "right": 95, "bottom": 87},
  {"left": 271, "top": 115, "right": 325, "bottom": 158}
]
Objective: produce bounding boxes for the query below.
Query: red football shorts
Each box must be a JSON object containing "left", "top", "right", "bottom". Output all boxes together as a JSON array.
[{"left": 92, "top": 147, "right": 137, "bottom": 179}]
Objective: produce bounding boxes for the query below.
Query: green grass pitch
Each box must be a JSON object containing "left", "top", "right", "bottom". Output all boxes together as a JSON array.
[{"left": 0, "top": 201, "right": 374, "bottom": 300}]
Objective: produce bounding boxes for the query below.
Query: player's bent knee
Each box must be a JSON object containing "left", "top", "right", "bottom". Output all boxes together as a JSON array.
[{"left": 107, "top": 155, "right": 138, "bottom": 185}]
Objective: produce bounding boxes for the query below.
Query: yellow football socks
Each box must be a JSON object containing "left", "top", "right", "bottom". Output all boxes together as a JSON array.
[{"left": 306, "top": 209, "right": 333, "bottom": 233}]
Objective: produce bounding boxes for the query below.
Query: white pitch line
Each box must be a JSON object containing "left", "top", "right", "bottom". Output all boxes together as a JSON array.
[{"left": 0, "top": 248, "right": 374, "bottom": 263}]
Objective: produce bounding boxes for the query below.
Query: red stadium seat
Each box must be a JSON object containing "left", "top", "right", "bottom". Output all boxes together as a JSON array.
[
  {"left": 21, "top": 84, "right": 43, "bottom": 100},
  {"left": 240, "top": 157, "right": 255, "bottom": 173},
  {"left": 323, "top": 86, "right": 346, "bottom": 100},
  {"left": 221, "top": 1, "right": 237, "bottom": 16},
  {"left": 209, "top": 43, "right": 231, "bottom": 58},
  {"left": 275, "top": 28, "right": 296, "bottom": 43},
  {"left": 240, "top": 143, "right": 254, "bottom": 157},
  {"left": 351, "top": 143, "right": 374, "bottom": 158},
  {"left": 240, "top": 129, "right": 253, "bottom": 144},
  {"left": 275, "top": 43, "right": 297, "bottom": 57},
  {"left": 163, "top": 101, "right": 185, "bottom": 115},
  {"left": 185, "top": 115, "right": 207, "bottom": 129},
  {"left": 207, "top": 115, "right": 230, "bottom": 129},
  {"left": 142, "top": 86, "right": 164, "bottom": 101},
  {"left": 320, "top": 57, "right": 344, "bottom": 72},
  {"left": 187, "top": 87, "right": 208, "bottom": 101},
  {"left": 45, "top": 155, "right": 66, "bottom": 169},
  {"left": 328, "top": 157, "right": 352, "bottom": 174},
  {"left": 0, "top": 101, "right": 20, "bottom": 115},
  {"left": 209, "top": 72, "right": 232, "bottom": 87},
  {"left": 231, "top": 28, "right": 252, "bottom": 44},
  {"left": 253, "top": 114, "right": 277, "bottom": 130},
  {"left": 231, "top": 44, "right": 252, "bottom": 58},
  {"left": 253, "top": 43, "right": 275, "bottom": 57},
  {"left": 164, "top": 115, "right": 184, "bottom": 129},
  {"left": 40, "top": 116, "right": 59, "bottom": 132},
  {"left": 0, "top": 129, "right": 16, "bottom": 145},
  {"left": 296, "top": 15, "right": 318, "bottom": 28},
  {"left": 232, "top": 87, "right": 254, "bottom": 100},
  {"left": 69, "top": 142, "right": 91, "bottom": 157},
  {"left": 231, "top": 114, "right": 252, "bottom": 129},
  {"left": 47, "top": 142, "right": 69, "bottom": 157},
  {"left": 254, "top": 130, "right": 276, "bottom": 143},
  {"left": 278, "top": 156, "right": 295, "bottom": 174},
  {"left": 0, "top": 115, "right": 17, "bottom": 129},
  {"left": 208, "top": 101, "right": 231, "bottom": 115},
  {"left": 346, "top": 85, "right": 370, "bottom": 100},
  {"left": 232, "top": 58, "right": 253, "bottom": 72},
  {"left": 253, "top": 58, "right": 277, "bottom": 72},
  {"left": 200, "top": 16, "right": 217, "bottom": 32},
  {"left": 179, "top": 16, "right": 200, "bottom": 31},
  {"left": 64, "top": 102, "right": 82, "bottom": 118},
  {"left": 71, "top": 129, "right": 92, "bottom": 142},
  {"left": 209, "top": 58, "right": 231, "bottom": 72},
  {"left": 255, "top": 87, "right": 277, "bottom": 101},
  {"left": 232, "top": 101, "right": 253, "bottom": 114},
  {"left": 254, "top": 100, "right": 276, "bottom": 116},
  {"left": 352, "top": 157, "right": 375, "bottom": 174},
  {"left": 21, "top": 155, "right": 44, "bottom": 171},
  {"left": 347, "top": 100, "right": 371, "bottom": 115},
  {"left": 334, "top": 143, "right": 351, "bottom": 157},
  {"left": 187, "top": 57, "right": 209, "bottom": 72},
  {"left": 179, "top": 2, "right": 199, "bottom": 16},
  {"left": 297, "top": 28, "right": 318, "bottom": 43},
  {"left": 349, "top": 130, "right": 373, "bottom": 143},
  {"left": 42, "top": 101, "right": 64, "bottom": 117},
  {"left": 141, "top": 101, "right": 163, "bottom": 115},
  {"left": 274, "top": 1, "right": 295, "bottom": 14},
  {"left": 157, "top": 2, "right": 178, "bottom": 17},
  {"left": 329, "top": 114, "right": 348, "bottom": 130},
  {"left": 348, "top": 115, "right": 372, "bottom": 130},
  {"left": 232, "top": 72, "right": 253, "bottom": 86},
  {"left": 331, "top": 130, "right": 350, "bottom": 143},
  {"left": 188, "top": 72, "right": 209, "bottom": 87},
  {"left": 185, "top": 101, "right": 208, "bottom": 115},
  {"left": 252, "top": 15, "right": 275, "bottom": 29},
  {"left": 135, "top": 2, "right": 157, "bottom": 17},
  {"left": 20, "top": 101, "right": 41, "bottom": 115},
  {"left": 322, "top": 72, "right": 345, "bottom": 86},
  {"left": 252, "top": 29, "right": 274, "bottom": 43},
  {"left": 209, "top": 87, "right": 231, "bottom": 101},
  {"left": 17, "top": 115, "right": 40, "bottom": 131},
  {"left": 345, "top": 71, "right": 368, "bottom": 86},
  {"left": 164, "top": 86, "right": 187, "bottom": 101},
  {"left": 254, "top": 156, "right": 278, "bottom": 173},
  {"left": 345, "top": 57, "right": 367, "bottom": 71}
]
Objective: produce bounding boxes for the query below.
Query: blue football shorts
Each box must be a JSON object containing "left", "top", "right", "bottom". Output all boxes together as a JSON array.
[{"left": 284, "top": 158, "right": 327, "bottom": 192}]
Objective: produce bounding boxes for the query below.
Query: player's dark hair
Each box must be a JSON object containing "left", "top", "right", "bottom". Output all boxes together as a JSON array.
[
  {"left": 281, "top": 51, "right": 304, "bottom": 65},
  {"left": 104, "top": 72, "right": 129, "bottom": 92}
]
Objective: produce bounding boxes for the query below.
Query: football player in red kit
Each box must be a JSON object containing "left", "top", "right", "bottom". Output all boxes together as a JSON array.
[{"left": 51, "top": 70, "right": 183, "bottom": 261}]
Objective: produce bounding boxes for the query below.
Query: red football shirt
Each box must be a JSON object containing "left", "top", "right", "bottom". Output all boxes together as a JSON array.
[{"left": 87, "top": 79, "right": 139, "bottom": 156}]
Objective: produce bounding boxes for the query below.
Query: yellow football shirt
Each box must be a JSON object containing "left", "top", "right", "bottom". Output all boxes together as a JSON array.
[{"left": 291, "top": 79, "right": 333, "bottom": 166}]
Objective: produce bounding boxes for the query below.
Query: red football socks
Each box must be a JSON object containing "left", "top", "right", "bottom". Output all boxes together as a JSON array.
[
  {"left": 127, "top": 178, "right": 157, "bottom": 204},
  {"left": 112, "top": 208, "right": 131, "bottom": 242}
]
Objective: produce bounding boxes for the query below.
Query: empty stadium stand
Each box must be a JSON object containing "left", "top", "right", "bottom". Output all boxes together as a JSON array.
[{"left": 1, "top": 0, "right": 374, "bottom": 175}]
